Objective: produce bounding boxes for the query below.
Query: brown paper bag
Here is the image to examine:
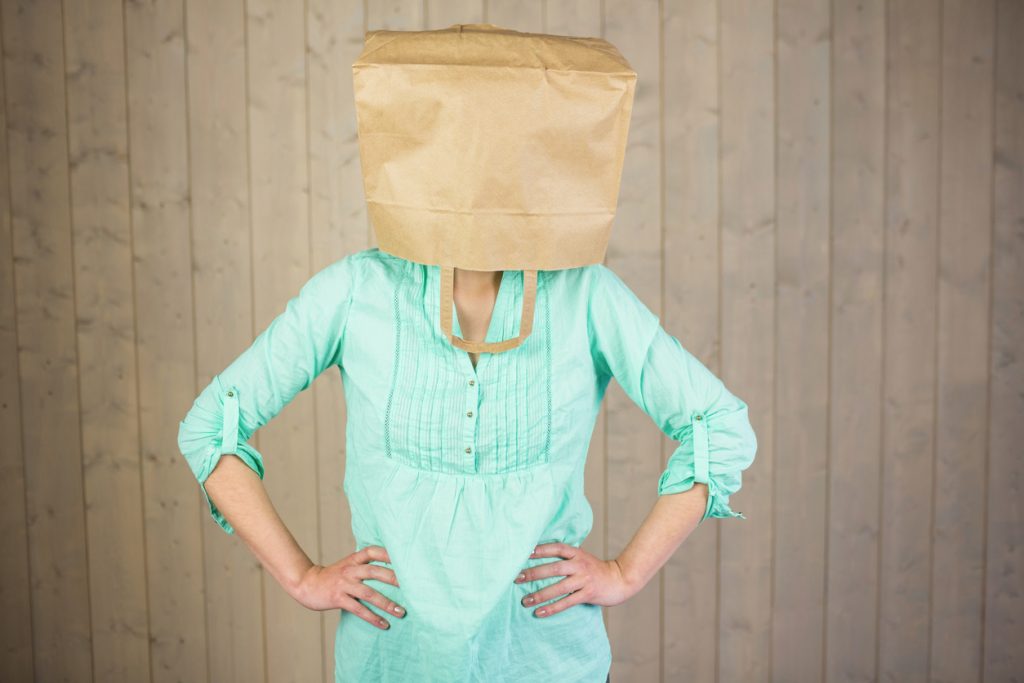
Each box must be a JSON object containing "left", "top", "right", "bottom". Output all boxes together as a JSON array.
[{"left": 352, "top": 23, "right": 636, "bottom": 353}]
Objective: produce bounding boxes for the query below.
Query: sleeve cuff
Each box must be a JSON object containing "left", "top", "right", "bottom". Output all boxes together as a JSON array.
[
  {"left": 657, "top": 470, "right": 747, "bottom": 525},
  {"left": 657, "top": 409, "right": 748, "bottom": 525},
  {"left": 186, "top": 381, "right": 266, "bottom": 535}
]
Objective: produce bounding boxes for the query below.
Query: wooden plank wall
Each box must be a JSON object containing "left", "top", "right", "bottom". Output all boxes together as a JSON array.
[{"left": 0, "top": 1, "right": 1020, "bottom": 682}]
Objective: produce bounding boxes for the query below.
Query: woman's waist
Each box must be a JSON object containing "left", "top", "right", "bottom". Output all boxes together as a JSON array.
[{"left": 344, "top": 562, "right": 609, "bottom": 649}]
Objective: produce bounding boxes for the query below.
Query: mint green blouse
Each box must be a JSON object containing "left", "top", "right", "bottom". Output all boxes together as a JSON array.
[{"left": 176, "top": 247, "right": 757, "bottom": 682}]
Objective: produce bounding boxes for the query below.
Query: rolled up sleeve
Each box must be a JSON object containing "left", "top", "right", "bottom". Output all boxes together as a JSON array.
[
  {"left": 587, "top": 263, "right": 758, "bottom": 525},
  {"left": 176, "top": 253, "right": 359, "bottom": 534}
]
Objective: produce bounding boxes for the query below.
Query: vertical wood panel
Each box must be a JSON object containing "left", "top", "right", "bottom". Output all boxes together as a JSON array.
[
  {"left": 773, "top": 0, "right": 831, "bottom": 681},
  {"left": 246, "top": 1, "right": 321, "bottom": 681},
  {"left": 0, "top": 3, "right": 34, "bottom": 680},
  {"left": 488, "top": 0, "right": 542, "bottom": 30},
  {"left": 718, "top": 1, "right": 775, "bottom": 681},
  {"left": 879, "top": 2, "right": 940, "bottom": 680},
  {"left": 427, "top": 0, "right": 483, "bottom": 28},
  {"left": 367, "top": 1, "right": 424, "bottom": 33},
  {"left": 124, "top": 0, "right": 209, "bottom": 680},
  {"left": 827, "top": 2, "right": 886, "bottom": 682},
  {"left": 984, "top": 0, "right": 1024, "bottom": 679},
  {"left": 661, "top": 0, "right": 720, "bottom": 680},
  {"left": 932, "top": 0, "right": 995, "bottom": 680},
  {"left": 1, "top": 0, "right": 94, "bottom": 679},
  {"left": 185, "top": 0, "right": 266, "bottom": 681},
  {"left": 63, "top": 0, "right": 151, "bottom": 679}
]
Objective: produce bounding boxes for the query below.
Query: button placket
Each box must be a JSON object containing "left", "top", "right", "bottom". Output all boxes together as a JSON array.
[{"left": 464, "top": 375, "right": 480, "bottom": 467}]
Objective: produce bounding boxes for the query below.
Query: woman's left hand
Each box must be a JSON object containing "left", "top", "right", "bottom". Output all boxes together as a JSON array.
[{"left": 514, "top": 542, "right": 638, "bottom": 618}]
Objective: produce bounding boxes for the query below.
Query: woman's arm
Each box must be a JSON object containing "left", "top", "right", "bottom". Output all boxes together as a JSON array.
[
  {"left": 587, "top": 263, "right": 758, "bottom": 524},
  {"left": 176, "top": 256, "right": 357, "bottom": 534},
  {"left": 516, "top": 265, "right": 758, "bottom": 617},
  {"left": 202, "top": 453, "right": 406, "bottom": 627},
  {"left": 613, "top": 482, "right": 709, "bottom": 592},
  {"left": 176, "top": 252, "right": 408, "bottom": 629},
  {"left": 202, "top": 453, "right": 313, "bottom": 597}
]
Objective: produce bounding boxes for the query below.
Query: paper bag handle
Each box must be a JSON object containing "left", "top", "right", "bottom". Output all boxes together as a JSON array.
[{"left": 439, "top": 265, "right": 537, "bottom": 354}]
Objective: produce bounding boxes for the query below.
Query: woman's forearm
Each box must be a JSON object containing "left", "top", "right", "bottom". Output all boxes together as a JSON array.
[
  {"left": 613, "top": 482, "right": 709, "bottom": 592},
  {"left": 203, "top": 454, "right": 315, "bottom": 597}
]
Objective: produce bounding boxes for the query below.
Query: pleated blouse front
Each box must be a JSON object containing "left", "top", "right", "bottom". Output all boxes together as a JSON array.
[{"left": 176, "top": 246, "right": 758, "bottom": 683}]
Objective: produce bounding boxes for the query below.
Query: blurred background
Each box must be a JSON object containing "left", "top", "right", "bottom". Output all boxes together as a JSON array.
[{"left": 1, "top": 0, "right": 1021, "bottom": 682}]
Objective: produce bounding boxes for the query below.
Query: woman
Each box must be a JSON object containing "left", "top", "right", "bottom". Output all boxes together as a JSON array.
[{"left": 176, "top": 249, "right": 758, "bottom": 681}]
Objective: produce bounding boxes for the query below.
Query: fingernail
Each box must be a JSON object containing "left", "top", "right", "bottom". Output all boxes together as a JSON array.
[
  {"left": 378, "top": 619, "right": 388, "bottom": 628},
  {"left": 522, "top": 596, "right": 534, "bottom": 605},
  {"left": 536, "top": 608, "right": 547, "bottom": 616},
  {"left": 393, "top": 605, "right": 404, "bottom": 615},
  {"left": 516, "top": 573, "right": 525, "bottom": 582}
]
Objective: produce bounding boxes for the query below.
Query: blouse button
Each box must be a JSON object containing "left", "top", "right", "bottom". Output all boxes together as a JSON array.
[
  {"left": 467, "top": 411, "right": 474, "bottom": 418},
  {"left": 465, "top": 446, "right": 472, "bottom": 454},
  {"left": 227, "top": 390, "right": 234, "bottom": 397},
  {"left": 694, "top": 414, "right": 703, "bottom": 421},
  {"left": 468, "top": 379, "right": 475, "bottom": 386}
]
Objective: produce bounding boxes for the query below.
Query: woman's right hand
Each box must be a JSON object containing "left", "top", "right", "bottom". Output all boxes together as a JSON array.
[{"left": 293, "top": 545, "right": 407, "bottom": 630}]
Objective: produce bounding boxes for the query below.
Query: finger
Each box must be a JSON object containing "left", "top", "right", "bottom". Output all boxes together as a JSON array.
[
  {"left": 530, "top": 542, "right": 579, "bottom": 560},
  {"left": 348, "top": 582, "right": 407, "bottom": 620},
  {"left": 530, "top": 586, "right": 589, "bottom": 618},
  {"left": 339, "top": 596, "right": 393, "bottom": 630},
  {"left": 359, "top": 545, "right": 392, "bottom": 565},
  {"left": 521, "top": 576, "right": 586, "bottom": 610},
  {"left": 515, "top": 559, "right": 574, "bottom": 583},
  {"left": 357, "top": 563, "right": 401, "bottom": 588}
]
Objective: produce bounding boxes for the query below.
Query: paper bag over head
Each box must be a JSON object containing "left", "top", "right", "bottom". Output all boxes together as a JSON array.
[{"left": 352, "top": 22, "right": 637, "bottom": 354}]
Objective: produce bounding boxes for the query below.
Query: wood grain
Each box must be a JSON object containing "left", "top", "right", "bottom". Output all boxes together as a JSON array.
[
  {"left": 827, "top": 2, "right": 886, "bottom": 682},
  {"left": 2, "top": 0, "right": 93, "bottom": 678},
  {"left": 985, "top": 0, "right": 1024, "bottom": 680},
  {"left": 718, "top": 2, "right": 775, "bottom": 681},
  {"left": 773, "top": 0, "right": 831, "bottom": 680}
]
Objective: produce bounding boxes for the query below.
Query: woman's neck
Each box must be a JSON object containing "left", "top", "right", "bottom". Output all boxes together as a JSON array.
[{"left": 453, "top": 268, "right": 502, "bottom": 295}]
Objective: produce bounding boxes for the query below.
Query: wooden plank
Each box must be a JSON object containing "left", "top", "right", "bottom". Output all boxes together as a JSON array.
[
  {"left": 305, "top": 0, "right": 374, "bottom": 679},
  {"left": 660, "top": 0, "right": 720, "bottom": 680},
  {"left": 184, "top": 0, "right": 266, "bottom": 681},
  {"left": 367, "top": 0, "right": 424, "bottom": 31},
  {"left": 488, "top": 0, "right": 543, "bottom": 30},
  {"left": 984, "top": 0, "right": 1024, "bottom": 679},
  {"left": 826, "top": 2, "right": 886, "bottom": 682},
  {"left": 932, "top": 1, "right": 995, "bottom": 680},
  {"left": 0, "top": 5, "right": 34, "bottom": 679},
  {"left": 773, "top": 0, "right": 831, "bottom": 680},
  {"left": 427, "top": 0, "right": 483, "bottom": 28},
  {"left": 63, "top": 0, "right": 151, "bottom": 679},
  {"left": 601, "top": 0, "right": 662, "bottom": 679},
  {"left": 245, "top": 1, "right": 321, "bottom": 681},
  {"left": 0, "top": 0, "right": 94, "bottom": 678},
  {"left": 545, "top": 3, "right": 602, "bottom": 36},
  {"left": 879, "top": 1, "right": 941, "bottom": 680},
  {"left": 718, "top": 1, "right": 775, "bottom": 681},
  {"left": 123, "top": 0, "right": 209, "bottom": 680}
]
